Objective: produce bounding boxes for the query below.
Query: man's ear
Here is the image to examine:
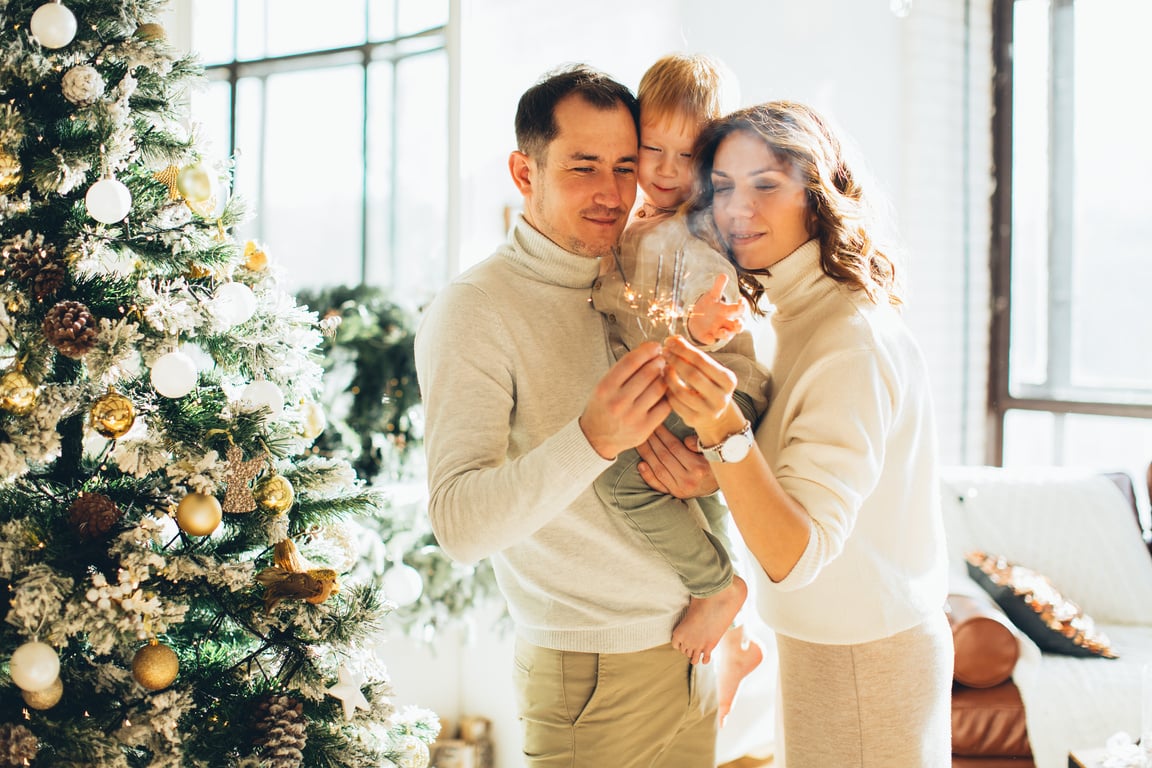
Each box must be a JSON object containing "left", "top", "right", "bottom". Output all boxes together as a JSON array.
[{"left": 509, "top": 150, "right": 533, "bottom": 195}]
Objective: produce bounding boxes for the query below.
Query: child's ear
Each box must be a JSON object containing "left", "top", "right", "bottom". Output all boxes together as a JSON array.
[{"left": 509, "top": 150, "right": 533, "bottom": 195}]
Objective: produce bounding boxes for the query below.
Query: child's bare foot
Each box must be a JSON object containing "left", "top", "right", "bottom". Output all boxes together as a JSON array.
[
  {"left": 716, "top": 626, "right": 763, "bottom": 727},
  {"left": 671, "top": 576, "right": 747, "bottom": 664}
]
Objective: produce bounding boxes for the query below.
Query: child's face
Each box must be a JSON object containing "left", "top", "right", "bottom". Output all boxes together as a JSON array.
[{"left": 638, "top": 113, "right": 699, "bottom": 211}]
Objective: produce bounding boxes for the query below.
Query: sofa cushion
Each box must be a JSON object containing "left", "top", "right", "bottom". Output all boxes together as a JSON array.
[
  {"left": 939, "top": 466, "right": 1152, "bottom": 625},
  {"left": 951, "top": 680, "right": 1032, "bottom": 757},
  {"left": 966, "top": 551, "right": 1117, "bottom": 659},
  {"left": 947, "top": 592, "right": 1020, "bottom": 687}
]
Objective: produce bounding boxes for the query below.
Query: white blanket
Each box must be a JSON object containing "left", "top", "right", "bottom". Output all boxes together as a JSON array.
[{"left": 1013, "top": 624, "right": 1151, "bottom": 768}]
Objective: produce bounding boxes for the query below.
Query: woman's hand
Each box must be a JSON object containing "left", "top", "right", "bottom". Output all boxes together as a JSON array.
[
  {"left": 636, "top": 424, "right": 719, "bottom": 498},
  {"left": 662, "top": 335, "right": 745, "bottom": 444}
]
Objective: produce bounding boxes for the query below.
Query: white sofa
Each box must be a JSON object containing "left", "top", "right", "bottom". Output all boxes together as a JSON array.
[{"left": 940, "top": 465, "right": 1152, "bottom": 768}]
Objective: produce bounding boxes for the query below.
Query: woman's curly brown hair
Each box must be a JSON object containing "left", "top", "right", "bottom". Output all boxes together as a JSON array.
[{"left": 683, "top": 101, "right": 902, "bottom": 315}]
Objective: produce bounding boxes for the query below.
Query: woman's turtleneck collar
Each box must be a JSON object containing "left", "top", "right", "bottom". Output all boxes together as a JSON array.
[
  {"left": 507, "top": 214, "right": 605, "bottom": 288},
  {"left": 753, "top": 239, "right": 831, "bottom": 319}
]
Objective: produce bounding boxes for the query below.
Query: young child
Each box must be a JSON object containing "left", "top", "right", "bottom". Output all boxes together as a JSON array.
[{"left": 590, "top": 52, "right": 765, "bottom": 725}]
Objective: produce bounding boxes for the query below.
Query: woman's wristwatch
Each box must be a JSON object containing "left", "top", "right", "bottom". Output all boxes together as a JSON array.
[{"left": 699, "top": 422, "right": 754, "bottom": 463}]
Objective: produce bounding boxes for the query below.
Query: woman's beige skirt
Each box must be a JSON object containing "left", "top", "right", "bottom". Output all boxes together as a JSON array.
[{"left": 774, "top": 610, "right": 953, "bottom": 768}]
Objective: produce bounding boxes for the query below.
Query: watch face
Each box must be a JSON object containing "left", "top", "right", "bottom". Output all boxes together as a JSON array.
[{"left": 719, "top": 431, "right": 752, "bottom": 462}]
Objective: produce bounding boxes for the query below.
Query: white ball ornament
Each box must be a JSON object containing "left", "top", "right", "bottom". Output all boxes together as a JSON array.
[
  {"left": 9, "top": 640, "right": 60, "bottom": 692},
  {"left": 85, "top": 177, "right": 132, "bottom": 223},
  {"left": 150, "top": 351, "right": 198, "bottom": 398},
  {"left": 211, "top": 282, "right": 256, "bottom": 328},
  {"left": 241, "top": 380, "right": 284, "bottom": 418},
  {"left": 382, "top": 563, "right": 423, "bottom": 608},
  {"left": 30, "top": 2, "right": 77, "bottom": 49},
  {"left": 392, "top": 734, "right": 430, "bottom": 768}
]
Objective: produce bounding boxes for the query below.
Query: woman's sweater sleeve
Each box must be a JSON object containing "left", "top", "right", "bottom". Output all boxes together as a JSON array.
[{"left": 770, "top": 346, "right": 896, "bottom": 590}]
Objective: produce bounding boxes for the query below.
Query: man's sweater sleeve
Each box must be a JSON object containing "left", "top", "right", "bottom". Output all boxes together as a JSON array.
[{"left": 414, "top": 282, "right": 611, "bottom": 565}]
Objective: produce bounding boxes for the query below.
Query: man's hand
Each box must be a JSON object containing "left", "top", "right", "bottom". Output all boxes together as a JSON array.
[
  {"left": 580, "top": 341, "right": 671, "bottom": 460},
  {"left": 686, "top": 274, "right": 746, "bottom": 346},
  {"left": 636, "top": 424, "right": 719, "bottom": 498}
]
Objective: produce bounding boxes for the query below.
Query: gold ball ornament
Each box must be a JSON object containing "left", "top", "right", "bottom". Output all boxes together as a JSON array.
[
  {"left": 253, "top": 474, "right": 295, "bottom": 514},
  {"left": 175, "top": 493, "right": 223, "bottom": 537},
  {"left": 89, "top": 390, "right": 135, "bottom": 439},
  {"left": 299, "top": 401, "right": 326, "bottom": 440},
  {"left": 0, "top": 149, "right": 22, "bottom": 195},
  {"left": 132, "top": 641, "right": 179, "bottom": 691},
  {"left": 134, "top": 22, "right": 167, "bottom": 40},
  {"left": 0, "top": 369, "right": 37, "bottom": 415},
  {"left": 176, "top": 165, "right": 213, "bottom": 204},
  {"left": 21, "top": 676, "right": 63, "bottom": 710}
]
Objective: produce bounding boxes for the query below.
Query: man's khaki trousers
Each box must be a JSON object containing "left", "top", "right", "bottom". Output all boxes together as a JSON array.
[{"left": 513, "top": 638, "right": 718, "bottom": 767}]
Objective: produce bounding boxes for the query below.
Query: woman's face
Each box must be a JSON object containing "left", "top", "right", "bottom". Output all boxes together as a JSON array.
[{"left": 710, "top": 130, "right": 812, "bottom": 270}]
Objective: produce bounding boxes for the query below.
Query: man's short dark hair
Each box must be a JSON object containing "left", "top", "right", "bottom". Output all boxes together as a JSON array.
[{"left": 514, "top": 64, "right": 640, "bottom": 161}]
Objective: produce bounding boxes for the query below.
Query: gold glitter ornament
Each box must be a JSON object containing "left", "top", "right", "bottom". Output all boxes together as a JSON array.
[
  {"left": 21, "top": 676, "right": 63, "bottom": 710},
  {"left": 89, "top": 390, "right": 135, "bottom": 439},
  {"left": 153, "top": 165, "right": 180, "bottom": 198},
  {"left": 221, "top": 444, "right": 266, "bottom": 514},
  {"left": 0, "top": 369, "right": 37, "bottom": 415},
  {"left": 132, "top": 640, "right": 179, "bottom": 691},
  {"left": 175, "top": 492, "right": 222, "bottom": 537},
  {"left": 0, "top": 149, "right": 22, "bottom": 195},
  {"left": 253, "top": 473, "right": 294, "bottom": 514}
]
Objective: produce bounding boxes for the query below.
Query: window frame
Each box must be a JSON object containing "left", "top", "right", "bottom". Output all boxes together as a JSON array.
[
  {"left": 196, "top": 2, "right": 452, "bottom": 290},
  {"left": 988, "top": 0, "right": 1152, "bottom": 465}
]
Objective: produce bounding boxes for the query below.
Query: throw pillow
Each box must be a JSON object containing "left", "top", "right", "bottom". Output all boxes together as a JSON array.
[
  {"left": 946, "top": 592, "right": 1020, "bottom": 688},
  {"left": 965, "top": 550, "right": 1118, "bottom": 659},
  {"left": 940, "top": 466, "right": 1152, "bottom": 626}
]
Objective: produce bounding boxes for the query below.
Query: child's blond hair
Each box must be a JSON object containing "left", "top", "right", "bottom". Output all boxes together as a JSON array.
[{"left": 637, "top": 53, "right": 738, "bottom": 126}]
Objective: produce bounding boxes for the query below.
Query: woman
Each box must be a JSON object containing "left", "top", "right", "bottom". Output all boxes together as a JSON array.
[{"left": 653, "top": 102, "right": 952, "bottom": 766}]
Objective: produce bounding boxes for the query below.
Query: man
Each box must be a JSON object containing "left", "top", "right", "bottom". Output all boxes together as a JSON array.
[{"left": 415, "top": 64, "right": 719, "bottom": 767}]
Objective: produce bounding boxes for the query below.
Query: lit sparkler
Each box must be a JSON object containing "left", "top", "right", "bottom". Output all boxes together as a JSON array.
[{"left": 646, "top": 247, "right": 688, "bottom": 335}]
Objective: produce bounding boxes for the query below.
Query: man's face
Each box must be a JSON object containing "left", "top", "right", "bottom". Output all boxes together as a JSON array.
[{"left": 517, "top": 95, "right": 638, "bottom": 259}]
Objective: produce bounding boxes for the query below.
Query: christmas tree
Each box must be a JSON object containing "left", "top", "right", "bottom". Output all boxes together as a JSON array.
[
  {"left": 0, "top": 1, "right": 437, "bottom": 766},
  {"left": 297, "top": 285, "right": 502, "bottom": 643}
]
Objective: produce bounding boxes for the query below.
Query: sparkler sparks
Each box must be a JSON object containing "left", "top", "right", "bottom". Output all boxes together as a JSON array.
[{"left": 613, "top": 247, "right": 691, "bottom": 340}]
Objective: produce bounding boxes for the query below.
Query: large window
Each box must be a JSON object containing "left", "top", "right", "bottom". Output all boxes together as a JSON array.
[
  {"left": 991, "top": 0, "right": 1152, "bottom": 482},
  {"left": 188, "top": 0, "right": 451, "bottom": 302}
]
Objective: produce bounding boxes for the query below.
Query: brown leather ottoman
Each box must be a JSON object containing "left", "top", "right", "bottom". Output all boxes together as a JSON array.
[
  {"left": 952, "top": 681, "right": 1033, "bottom": 765},
  {"left": 948, "top": 593, "right": 1034, "bottom": 766}
]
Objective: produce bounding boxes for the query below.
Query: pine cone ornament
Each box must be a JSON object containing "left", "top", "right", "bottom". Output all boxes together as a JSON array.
[
  {"left": 42, "top": 299, "right": 98, "bottom": 358},
  {"left": 32, "top": 257, "right": 66, "bottom": 300},
  {"left": 68, "top": 492, "right": 123, "bottom": 540},
  {"left": 254, "top": 694, "right": 308, "bottom": 768},
  {"left": 61, "top": 64, "right": 106, "bottom": 106},
  {"left": 2, "top": 233, "right": 60, "bottom": 299},
  {"left": 0, "top": 723, "right": 39, "bottom": 767}
]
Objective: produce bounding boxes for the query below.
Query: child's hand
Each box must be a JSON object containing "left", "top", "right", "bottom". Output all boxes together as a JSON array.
[{"left": 686, "top": 274, "right": 746, "bottom": 346}]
